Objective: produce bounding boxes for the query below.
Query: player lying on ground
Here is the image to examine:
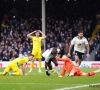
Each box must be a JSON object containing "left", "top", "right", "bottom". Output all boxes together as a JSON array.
[
  {"left": 56, "top": 55, "right": 100, "bottom": 77},
  {"left": 42, "top": 48, "right": 60, "bottom": 76},
  {"left": 0, "top": 53, "right": 34, "bottom": 76}
]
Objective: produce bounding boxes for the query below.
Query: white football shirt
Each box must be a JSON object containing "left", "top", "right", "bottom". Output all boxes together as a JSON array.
[
  {"left": 42, "top": 48, "right": 55, "bottom": 63},
  {"left": 71, "top": 36, "right": 88, "bottom": 53}
]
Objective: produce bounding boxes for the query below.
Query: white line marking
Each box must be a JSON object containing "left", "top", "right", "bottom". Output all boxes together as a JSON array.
[
  {"left": 0, "top": 83, "right": 95, "bottom": 86},
  {"left": 54, "top": 83, "right": 100, "bottom": 90},
  {"left": 0, "top": 83, "right": 67, "bottom": 86}
]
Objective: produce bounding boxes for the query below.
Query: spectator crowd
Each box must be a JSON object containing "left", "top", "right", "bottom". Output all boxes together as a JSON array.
[
  {"left": 0, "top": 16, "right": 100, "bottom": 61},
  {"left": 0, "top": 0, "right": 100, "bottom": 61}
]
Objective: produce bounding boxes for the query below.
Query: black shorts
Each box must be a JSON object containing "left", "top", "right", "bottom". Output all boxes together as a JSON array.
[{"left": 74, "top": 51, "right": 84, "bottom": 60}]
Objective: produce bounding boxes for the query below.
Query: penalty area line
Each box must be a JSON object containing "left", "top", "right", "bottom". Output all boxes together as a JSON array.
[{"left": 54, "top": 83, "right": 100, "bottom": 90}]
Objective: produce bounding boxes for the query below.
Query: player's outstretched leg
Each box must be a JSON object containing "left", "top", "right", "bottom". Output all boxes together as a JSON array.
[
  {"left": 83, "top": 69, "right": 100, "bottom": 76},
  {"left": 10, "top": 72, "right": 21, "bottom": 76},
  {"left": 88, "top": 69, "right": 100, "bottom": 76}
]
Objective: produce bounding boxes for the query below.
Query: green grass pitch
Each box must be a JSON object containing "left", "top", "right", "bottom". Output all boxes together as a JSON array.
[{"left": 0, "top": 68, "right": 100, "bottom": 90}]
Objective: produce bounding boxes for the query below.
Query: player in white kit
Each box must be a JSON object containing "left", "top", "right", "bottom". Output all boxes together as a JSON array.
[
  {"left": 42, "top": 48, "right": 60, "bottom": 76},
  {"left": 68, "top": 31, "right": 90, "bottom": 66}
]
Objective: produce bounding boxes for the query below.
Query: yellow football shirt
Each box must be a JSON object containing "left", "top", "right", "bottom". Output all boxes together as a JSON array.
[
  {"left": 31, "top": 36, "right": 43, "bottom": 49},
  {"left": 10, "top": 57, "right": 29, "bottom": 66}
]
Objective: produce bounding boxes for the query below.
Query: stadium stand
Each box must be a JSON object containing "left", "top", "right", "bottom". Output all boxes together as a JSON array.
[{"left": 0, "top": 0, "right": 100, "bottom": 61}]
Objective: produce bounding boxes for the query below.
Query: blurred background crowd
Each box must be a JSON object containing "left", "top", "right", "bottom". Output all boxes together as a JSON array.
[{"left": 0, "top": 0, "right": 100, "bottom": 61}]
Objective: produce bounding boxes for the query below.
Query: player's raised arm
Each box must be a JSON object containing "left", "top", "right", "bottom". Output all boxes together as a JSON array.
[
  {"left": 27, "top": 31, "right": 37, "bottom": 38},
  {"left": 57, "top": 54, "right": 72, "bottom": 61},
  {"left": 38, "top": 30, "right": 46, "bottom": 39},
  {"left": 56, "top": 56, "right": 70, "bottom": 62},
  {"left": 56, "top": 57, "right": 65, "bottom": 61}
]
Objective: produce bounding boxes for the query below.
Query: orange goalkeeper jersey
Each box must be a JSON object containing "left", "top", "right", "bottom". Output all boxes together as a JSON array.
[{"left": 56, "top": 57, "right": 75, "bottom": 73}]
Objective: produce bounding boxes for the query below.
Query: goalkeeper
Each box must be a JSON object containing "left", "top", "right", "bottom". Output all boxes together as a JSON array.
[{"left": 56, "top": 55, "right": 100, "bottom": 77}]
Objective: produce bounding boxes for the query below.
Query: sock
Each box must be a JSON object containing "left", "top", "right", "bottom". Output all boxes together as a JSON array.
[
  {"left": 12, "top": 72, "right": 21, "bottom": 76},
  {"left": 38, "top": 62, "right": 42, "bottom": 70},
  {"left": 30, "top": 62, "right": 34, "bottom": 70},
  {"left": 88, "top": 71, "right": 96, "bottom": 76},
  {"left": 55, "top": 66, "right": 60, "bottom": 75},
  {"left": 94, "top": 69, "right": 100, "bottom": 73}
]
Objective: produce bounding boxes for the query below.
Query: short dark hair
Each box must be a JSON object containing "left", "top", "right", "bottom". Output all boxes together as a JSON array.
[
  {"left": 51, "top": 48, "right": 57, "bottom": 55},
  {"left": 27, "top": 53, "right": 34, "bottom": 57},
  {"left": 78, "top": 30, "right": 83, "bottom": 34}
]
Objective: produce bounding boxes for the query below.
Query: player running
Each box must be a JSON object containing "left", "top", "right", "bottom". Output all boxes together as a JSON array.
[
  {"left": 27, "top": 30, "right": 46, "bottom": 73},
  {"left": 68, "top": 30, "right": 90, "bottom": 66},
  {"left": 42, "top": 48, "right": 60, "bottom": 76},
  {"left": 0, "top": 53, "right": 34, "bottom": 76},
  {"left": 56, "top": 55, "right": 100, "bottom": 77}
]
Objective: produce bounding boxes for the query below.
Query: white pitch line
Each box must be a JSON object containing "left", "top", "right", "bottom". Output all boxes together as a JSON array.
[
  {"left": 54, "top": 83, "right": 100, "bottom": 90},
  {"left": 0, "top": 83, "right": 67, "bottom": 86},
  {"left": 0, "top": 83, "right": 94, "bottom": 86}
]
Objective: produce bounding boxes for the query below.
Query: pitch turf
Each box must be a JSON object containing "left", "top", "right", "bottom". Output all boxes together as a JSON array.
[{"left": 0, "top": 68, "right": 100, "bottom": 90}]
